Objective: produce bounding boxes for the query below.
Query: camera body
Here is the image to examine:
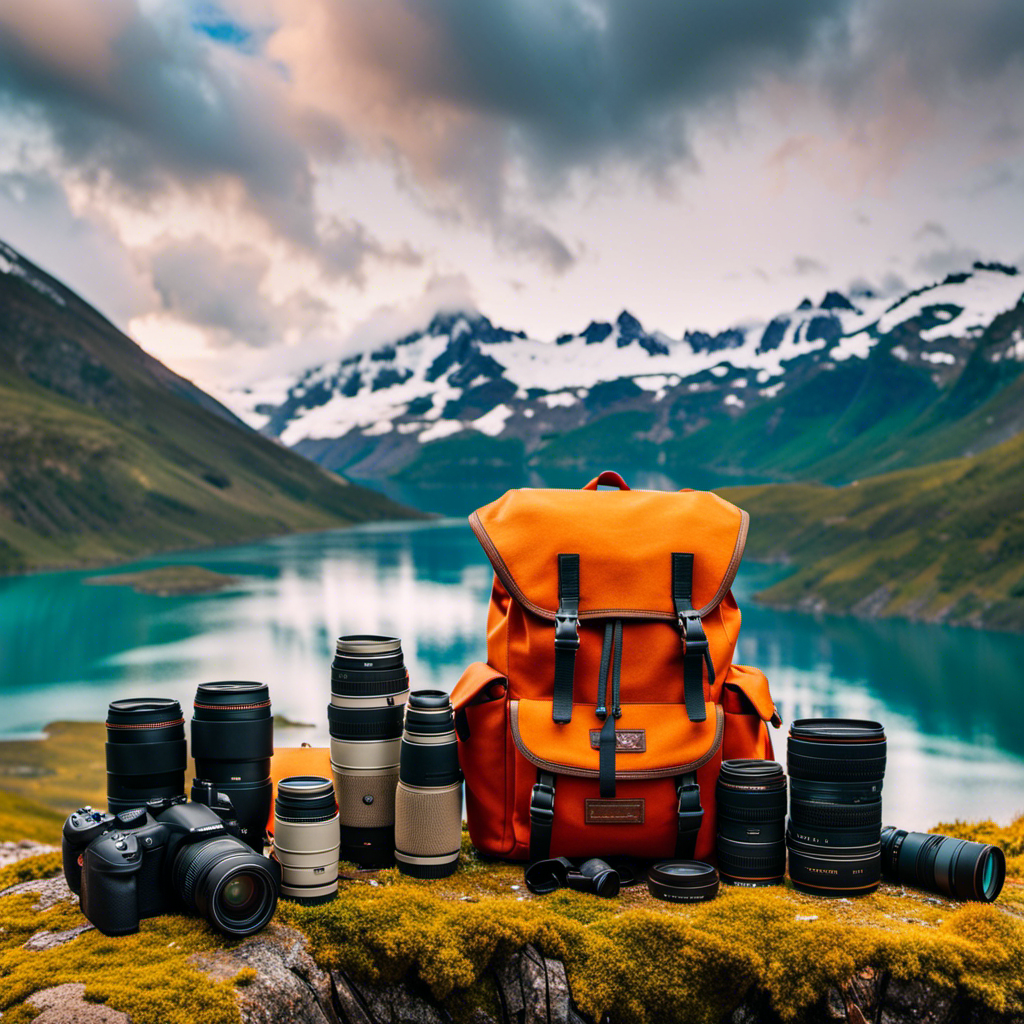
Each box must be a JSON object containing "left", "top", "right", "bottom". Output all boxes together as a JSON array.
[{"left": 62, "top": 787, "right": 280, "bottom": 936}]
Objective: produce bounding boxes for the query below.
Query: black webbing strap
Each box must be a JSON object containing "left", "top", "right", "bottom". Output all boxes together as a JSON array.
[
  {"left": 672, "top": 552, "right": 710, "bottom": 723},
  {"left": 674, "top": 771, "right": 704, "bottom": 858},
  {"left": 596, "top": 621, "right": 622, "bottom": 798},
  {"left": 552, "top": 554, "right": 581, "bottom": 723},
  {"left": 529, "top": 771, "right": 557, "bottom": 863}
]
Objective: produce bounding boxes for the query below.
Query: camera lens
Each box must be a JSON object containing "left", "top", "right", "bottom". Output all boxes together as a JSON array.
[
  {"left": 173, "top": 835, "right": 278, "bottom": 937},
  {"left": 329, "top": 635, "right": 409, "bottom": 868},
  {"left": 394, "top": 690, "right": 463, "bottom": 879},
  {"left": 274, "top": 776, "right": 340, "bottom": 905},
  {"left": 786, "top": 719, "right": 885, "bottom": 897},
  {"left": 880, "top": 826, "right": 1006, "bottom": 903},
  {"left": 716, "top": 760, "right": 787, "bottom": 886},
  {"left": 105, "top": 698, "right": 187, "bottom": 813},
  {"left": 646, "top": 861, "right": 719, "bottom": 903},
  {"left": 191, "top": 682, "right": 273, "bottom": 852}
]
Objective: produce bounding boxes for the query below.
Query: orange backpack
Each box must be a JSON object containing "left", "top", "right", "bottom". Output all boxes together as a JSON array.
[{"left": 451, "top": 471, "right": 781, "bottom": 864}]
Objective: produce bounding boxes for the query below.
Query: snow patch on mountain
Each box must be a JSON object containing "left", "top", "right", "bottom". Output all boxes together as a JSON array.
[
  {"left": 0, "top": 241, "right": 67, "bottom": 307},
  {"left": 878, "top": 266, "right": 1022, "bottom": 337},
  {"left": 218, "top": 264, "right": 1024, "bottom": 464}
]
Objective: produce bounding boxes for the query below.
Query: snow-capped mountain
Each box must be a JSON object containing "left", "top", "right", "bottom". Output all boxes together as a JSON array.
[{"left": 223, "top": 262, "right": 1024, "bottom": 482}]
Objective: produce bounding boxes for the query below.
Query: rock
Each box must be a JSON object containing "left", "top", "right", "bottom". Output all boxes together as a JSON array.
[
  {"left": 26, "top": 982, "right": 130, "bottom": 1023},
  {"left": 0, "top": 840, "right": 58, "bottom": 868},
  {"left": 191, "top": 922, "right": 339, "bottom": 1024},
  {"left": 23, "top": 923, "right": 95, "bottom": 950},
  {"left": 0, "top": 872, "right": 77, "bottom": 910}
]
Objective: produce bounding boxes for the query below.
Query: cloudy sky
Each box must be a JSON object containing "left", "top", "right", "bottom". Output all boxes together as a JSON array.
[{"left": 1, "top": 0, "right": 1022, "bottom": 387}]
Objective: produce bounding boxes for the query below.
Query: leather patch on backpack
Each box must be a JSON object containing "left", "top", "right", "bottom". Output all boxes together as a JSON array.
[
  {"left": 589, "top": 729, "right": 646, "bottom": 752},
  {"left": 584, "top": 799, "right": 645, "bottom": 825}
]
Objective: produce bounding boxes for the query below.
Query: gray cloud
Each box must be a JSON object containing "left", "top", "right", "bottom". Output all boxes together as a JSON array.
[
  {"left": 148, "top": 235, "right": 330, "bottom": 348},
  {"left": 791, "top": 255, "right": 828, "bottom": 275},
  {"left": 914, "top": 245, "right": 984, "bottom": 279},
  {"left": 318, "top": 217, "right": 423, "bottom": 283},
  {"left": 498, "top": 216, "right": 578, "bottom": 273},
  {"left": 914, "top": 222, "right": 948, "bottom": 241},
  {"left": 0, "top": 0, "right": 321, "bottom": 246}
]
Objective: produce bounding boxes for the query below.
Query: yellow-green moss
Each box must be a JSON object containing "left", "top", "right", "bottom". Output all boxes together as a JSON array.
[
  {"left": 0, "top": 852, "right": 63, "bottom": 891},
  {"left": 0, "top": 889, "right": 243, "bottom": 1024},
  {"left": 283, "top": 827, "right": 1024, "bottom": 1024}
]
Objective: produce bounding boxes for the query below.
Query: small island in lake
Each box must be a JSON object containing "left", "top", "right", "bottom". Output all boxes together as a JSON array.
[{"left": 84, "top": 565, "right": 242, "bottom": 596}]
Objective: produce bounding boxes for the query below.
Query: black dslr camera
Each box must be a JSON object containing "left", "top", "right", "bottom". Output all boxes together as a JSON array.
[{"left": 62, "top": 782, "right": 280, "bottom": 937}]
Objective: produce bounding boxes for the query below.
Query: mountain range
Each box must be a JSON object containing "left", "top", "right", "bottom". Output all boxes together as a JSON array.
[
  {"left": 0, "top": 239, "right": 413, "bottom": 573},
  {"left": 224, "top": 262, "right": 1024, "bottom": 489}
]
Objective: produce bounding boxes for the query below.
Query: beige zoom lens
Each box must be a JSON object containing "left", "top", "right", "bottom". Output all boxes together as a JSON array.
[
  {"left": 394, "top": 780, "right": 462, "bottom": 877},
  {"left": 394, "top": 690, "right": 463, "bottom": 879},
  {"left": 273, "top": 776, "right": 339, "bottom": 905},
  {"left": 328, "top": 684, "right": 407, "bottom": 869}
]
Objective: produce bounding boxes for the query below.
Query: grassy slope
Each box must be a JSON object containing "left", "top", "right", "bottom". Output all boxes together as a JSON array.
[
  {"left": 726, "top": 429, "right": 1024, "bottom": 630},
  {"left": 0, "top": 259, "right": 417, "bottom": 573}
]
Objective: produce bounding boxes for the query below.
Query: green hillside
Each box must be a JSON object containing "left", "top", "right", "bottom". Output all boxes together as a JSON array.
[
  {"left": 671, "top": 297, "right": 1024, "bottom": 485},
  {"left": 726, "top": 429, "right": 1024, "bottom": 631},
  {"left": 0, "top": 245, "right": 416, "bottom": 573}
]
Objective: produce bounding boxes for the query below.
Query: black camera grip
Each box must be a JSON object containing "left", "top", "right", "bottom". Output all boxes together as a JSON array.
[
  {"left": 81, "top": 849, "right": 141, "bottom": 936},
  {"left": 61, "top": 837, "right": 83, "bottom": 895}
]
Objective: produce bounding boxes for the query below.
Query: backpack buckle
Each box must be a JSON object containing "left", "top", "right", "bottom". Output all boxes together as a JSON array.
[
  {"left": 530, "top": 780, "right": 555, "bottom": 825},
  {"left": 676, "top": 781, "right": 704, "bottom": 833},
  {"left": 554, "top": 613, "right": 580, "bottom": 651},
  {"left": 677, "top": 612, "right": 707, "bottom": 656}
]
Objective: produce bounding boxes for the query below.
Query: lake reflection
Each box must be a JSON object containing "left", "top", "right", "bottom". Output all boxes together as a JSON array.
[{"left": 1, "top": 518, "right": 1022, "bottom": 830}]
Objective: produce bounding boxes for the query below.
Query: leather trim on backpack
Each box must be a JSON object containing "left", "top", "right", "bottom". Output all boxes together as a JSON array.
[
  {"left": 469, "top": 507, "right": 749, "bottom": 622},
  {"left": 510, "top": 700, "right": 724, "bottom": 780}
]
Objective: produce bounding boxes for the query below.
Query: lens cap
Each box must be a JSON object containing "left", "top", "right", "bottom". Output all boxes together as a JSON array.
[{"left": 647, "top": 860, "right": 719, "bottom": 903}]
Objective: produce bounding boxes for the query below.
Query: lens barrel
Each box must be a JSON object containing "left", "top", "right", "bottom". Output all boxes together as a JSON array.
[
  {"left": 394, "top": 690, "right": 463, "bottom": 878},
  {"left": 786, "top": 719, "right": 886, "bottom": 897},
  {"left": 880, "top": 826, "right": 1006, "bottom": 903},
  {"left": 105, "top": 698, "right": 187, "bottom": 813},
  {"left": 172, "top": 833, "right": 278, "bottom": 937},
  {"left": 191, "top": 682, "right": 273, "bottom": 852},
  {"left": 274, "top": 776, "right": 340, "bottom": 905},
  {"left": 716, "top": 759, "right": 787, "bottom": 886},
  {"left": 329, "top": 635, "right": 409, "bottom": 867}
]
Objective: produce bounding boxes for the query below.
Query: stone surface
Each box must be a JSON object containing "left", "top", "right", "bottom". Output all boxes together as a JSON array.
[
  {"left": 192, "top": 922, "right": 339, "bottom": 1024},
  {"left": 0, "top": 840, "right": 58, "bottom": 868},
  {"left": 23, "top": 922, "right": 95, "bottom": 950},
  {"left": 26, "top": 983, "right": 131, "bottom": 1024},
  {"left": 0, "top": 872, "right": 77, "bottom": 910}
]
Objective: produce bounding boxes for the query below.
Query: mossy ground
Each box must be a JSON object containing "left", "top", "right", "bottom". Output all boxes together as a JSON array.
[
  {"left": 279, "top": 827, "right": 1024, "bottom": 1024},
  {"left": 0, "top": 851, "right": 253, "bottom": 1024},
  {"left": 3, "top": 742, "right": 1024, "bottom": 1024}
]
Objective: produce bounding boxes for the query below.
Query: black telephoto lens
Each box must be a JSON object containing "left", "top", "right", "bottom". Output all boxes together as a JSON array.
[
  {"left": 786, "top": 719, "right": 886, "bottom": 897},
  {"left": 105, "top": 698, "right": 187, "bottom": 813},
  {"left": 191, "top": 682, "right": 274, "bottom": 852},
  {"left": 716, "top": 759, "right": 787, "bottom": 886},
  {"left": 329, "top": 635, "right": 409, "bottom": 868},
  {"left": 880, "top": 826, "right": 1006, "bottom": 903}
]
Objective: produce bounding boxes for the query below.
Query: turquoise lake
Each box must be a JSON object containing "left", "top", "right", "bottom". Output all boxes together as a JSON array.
[{"left": 2, "top": 516, "right": 1023, "bottom": 831}]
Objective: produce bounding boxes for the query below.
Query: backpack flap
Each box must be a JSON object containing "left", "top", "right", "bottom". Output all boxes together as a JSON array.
[
  {"left": 470, "top": 486, "right": 748, "bottom": 623},
  {"left": 510, "top": 698, "right": 723, "bottom": 779}
]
